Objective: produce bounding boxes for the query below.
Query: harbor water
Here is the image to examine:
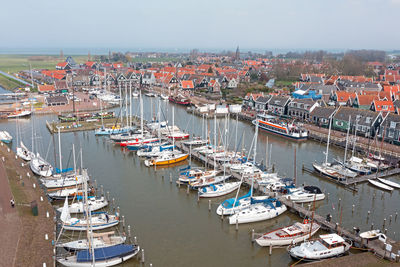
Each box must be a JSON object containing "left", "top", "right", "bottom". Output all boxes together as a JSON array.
[{"left": 1, "top": 95, "right": 399, "bottom": 266}]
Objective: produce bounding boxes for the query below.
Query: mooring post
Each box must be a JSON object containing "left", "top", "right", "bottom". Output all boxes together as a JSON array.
[
  {"left": 390, "top": 215, "right": 392, "bottom": 225},
  {"left": 197, "top": 192, "right": 200, "bottom": 202},
  {"left": 251, "top": 229, "right": 255, "bottom": 242},
  {"left": 384, "top": 228, "right": 387, "bottom": 235},
  {"left": 134, "top": 236, "right": 137, "bottom": 245},
  {"left": 127, "top": 225, "right": 131, "bottom": 242},
  {"left": 122, "top": 215, "right": 125, "bottom": 229},
  {"left": 100, "top": 185, "right": 104, "bottom": 197},
  {"left": 186, "top": 184, "right": 190, "bottom": 195},
  {"left": 112, "top": 198, "right": 115, "bottom": 211},
  {"left": 221, "top": 212, "right": 224, "bottom": 221},
  {"left": 208, "top": 200, "right": 211, "bottom": 212},
  {"left": 106, "top": 191, "right": 110, "bottom": 202},
  {"left": 367, "top": 211, "right": 370, "bottom": 220},
  {"left": 338, "top": 198, "right": 341, "bottom": 207},
  {"left": 269, "top": 245, "right": 272, "bottom": 255},
  {"left": 373, "top": 192, "right": 376, "bottom": 199},
  {"left": 235, "top": 217, "right": 239, "bottom": 231},
  {"left": 383, "top": 218, "right": 386, "bottom": 229},
  {"left": 371, "top": 223, "right": 374, "bottom": 230},
  {"left": 352, "top": 204, "right": 355, "bottom": 213},
  {"left": 141, "top": 249, "right": 145, "bottom": 263},
  {"left": 169, "top": 173, "right": 172, "bottom": 183},
  {"left": 117, "top": 206, "right": 120, "bottom": 215},
  {"left": 395, "top": 212, "right": 398, "bottom": 221}
]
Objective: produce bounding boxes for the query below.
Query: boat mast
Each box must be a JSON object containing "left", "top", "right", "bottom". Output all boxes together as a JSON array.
[
  {"left": 309, "top": 194, "right": 316, "bottom": 239},
  {"left": 72, "top": 144, "right": 76, "bottom": 174},
  {"left": 58, "top": 127, "right": 62, "bottom": 172},
  {"left": 119, "top": 83, "right": 123, "bottom": 126},
  {"left": 234, "top": 113, "right": 238, "bottom": 154},
  {"left": 251, "top": 120, "right": 259, "bottom": 196},
  {"left": 125, "top": 82, "right": 128, "bottom": 128},
  {"left": 129, "top": 81, "right": 132, "bottom": 128},
  {"left": 325, "top": 115, "right": 333, "bottom": 165},
  {"left": 140, "top": 91, "right": 143, "bottom": 137},
  {"left": 344, "top": 116, "right": 351, "bottom": 164},
  {"left": 214, "top": 114, "right": 217, "bottom": 171},
  {"left": 265, "top": 136, "right": 269, "bottom": 170},
  {"left": 172, "top": 106, "right": 175, "bottom": 151},
  {"left": 352, "top": 118, "right": 359, "bottom": 158}
]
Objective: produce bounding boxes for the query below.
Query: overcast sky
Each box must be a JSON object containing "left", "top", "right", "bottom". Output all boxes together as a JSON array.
[{"left": 1, "top": 0, "right": 399, "bottom": 52}]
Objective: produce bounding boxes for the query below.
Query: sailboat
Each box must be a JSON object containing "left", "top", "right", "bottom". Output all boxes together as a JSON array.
[
  {"left": 60, "top": 196, "right": 119, "bottom": 231},
  {"left": 198, "top": 182, "right": 241, "bottom": 198},
  {"left": 57, "top": 168, "right": 139, "bottom": 266},
  {"left": 228, "top": 198, "right": 287, "bottom": 224},
  {"left": 284, "top": 186, "right": 326, "bottom": 203},
  {"left": 0, "top": 130, "right": 12, "bottom": 143},
  {"left": 312, "top": 117, "right": 357, "bottom": 181},
  {"left": 17, "top": 141, "right": 34, "bottom": 161},
  {"left": 57, "top": 196, "right": 108, "bottom": 214},
  {"left": 57, "top": 231, "right": 126, "bottom": 252},
  {"left": 30, "top": 153, "right": 53, "bottom": 177}
]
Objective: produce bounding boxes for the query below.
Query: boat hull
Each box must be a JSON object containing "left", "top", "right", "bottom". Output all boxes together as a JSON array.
[
  {"left": 146, "top": 154, "right": 188, "bottom": 166},
  {"left": 256, "top": 224, "right": 320, "bottom": 247}
]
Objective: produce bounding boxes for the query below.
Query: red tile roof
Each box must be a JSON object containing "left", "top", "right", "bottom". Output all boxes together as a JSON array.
[
  {"left": 38, "top": 84, "right": 55, "bottom": 92},
  {"left": 373, "top": 100, "right": 395, "bottom": 112},
  {"left": 336, "top": 91, "right": 356, "bottom": 102},
  {"left": 181, "top": 80, "right": 194, "bottom": 89}
]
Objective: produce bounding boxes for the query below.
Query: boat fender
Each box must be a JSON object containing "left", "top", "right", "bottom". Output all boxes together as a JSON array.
[{"left": 303, "top": 219, "right": 309, "bottom": 224}]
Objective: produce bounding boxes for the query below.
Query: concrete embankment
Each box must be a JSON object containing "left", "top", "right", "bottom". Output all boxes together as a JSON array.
[{"left": 0, "top": 142, "right": 54, "bottom": 266}]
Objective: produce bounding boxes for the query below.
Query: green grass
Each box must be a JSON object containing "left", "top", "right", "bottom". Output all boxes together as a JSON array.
[
  {"left": 0, "top": 73, "right": 26, "bottom": 90},
  {"left": 0, "top": 54, "right": 88, "bottom": 73},
  {"left": 275, "top": 80, "right": 294, "bottom": 87}
]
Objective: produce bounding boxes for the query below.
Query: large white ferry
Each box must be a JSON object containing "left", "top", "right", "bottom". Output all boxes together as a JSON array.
[{"left": 252, "top": 114, "right": 308, "bottom": 140}]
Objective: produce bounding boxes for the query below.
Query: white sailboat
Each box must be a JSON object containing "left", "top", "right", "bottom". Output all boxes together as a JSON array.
[
  {"left": 57, "top": 231, "right": 126, "bottom": 252},
  {"left": 368, "top": 179, "right": 394, "bottom": 191},
  {"left": 198, "top": 182, "right": 241, "bottom": 198},
  {"left": 57, "top": 196, "right": 108, "bottom": 214},
  {"left": 17, "top": 141, "right": 34, "bottom": 161},
  {"left": 285, "top": 186, "right": 325, "bottom": 203},
  {"left": 30, "top": 153, "right": 53, "bottom": 177},
  {"left": 377, "top": 178, "right": 400, "bottom": 189},
  {"left": 0, "top": 130, "right": 12, "bottom": 143}
]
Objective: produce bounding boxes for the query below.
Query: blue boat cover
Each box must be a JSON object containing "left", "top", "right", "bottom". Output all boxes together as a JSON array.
[
  {"left": 179, "top": 165, "right": 191, "bottom": 171},
  {"left": 160, "top": 145, "right": 174, "bottom": 152},
  {"left": 55, "top": 167, "right": 74, "bottom": 174},
  {"left": 77, "top": 244, "right": 135, "bottom": 262},
  {"left": 221, "top": 191, "right": 251, "bottom": 208}
]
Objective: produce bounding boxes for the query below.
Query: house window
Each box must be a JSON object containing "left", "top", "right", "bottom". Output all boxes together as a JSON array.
[
  {"left": 390, "top": 121, "right": 397, "bottom": 128},
  {"left": 388, "top": 130, "right": 394, "bottom": 138},
  {"left": 366, "top": 117, "right": 371, "bottom": 124},
  {"left": 383, "top": 105, "right": 388, "bottom": 110},
  {"left": 336, "top": 121, "right": 343, "bottom": 126}
]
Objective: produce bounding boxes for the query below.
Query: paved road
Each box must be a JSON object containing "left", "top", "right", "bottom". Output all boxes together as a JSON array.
[{"left": 0, "top": 70, "right": 31, "bottom": 86}]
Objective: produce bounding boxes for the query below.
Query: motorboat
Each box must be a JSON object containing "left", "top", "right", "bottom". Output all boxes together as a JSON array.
[
  {"left": 7, "top": 110, "right": 32, "bottom": 118},
  {"left": 178, "top": 169, "right": 219, "bottom": 184},
  {"left": 359, "top": 230, "right": 387, "bottom": 242},
  {"left": 166, "top": 131, "right": 190, "bottom": 140},
  {"left": 288, "top": 233, "right": 352, "bottom": 261},
  {"left": 285, "top": 186, "right": 325, "bottom": 203},
  {"left": 228, "top": 198, "right": 287, "bottom": 224},
  {"left": 0, "top": 130, "right": 13, "bottom": 143},
  {"left": 255, "top": 219, "right": 320, "bottom": 247},
  {"left": 30, "top": 153, "right": 53, "bottom": 177},
  {"left": 137, "top": 144, "right": 173, "bottom": 157},
  {"left": 198, "top": 182, "right": 241, "bottom": 198}
]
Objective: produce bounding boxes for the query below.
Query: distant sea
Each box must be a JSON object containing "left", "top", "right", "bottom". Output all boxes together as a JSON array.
[{"left": 0, "top": 47, "right": 353, "bottom": 56}]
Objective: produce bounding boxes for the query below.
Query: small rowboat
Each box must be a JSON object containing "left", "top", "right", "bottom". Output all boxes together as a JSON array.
[
  {"left": 368, "top": 179, "right": 393, "bottom": 191},
  {"left": 377, "top": 178, "right": 400, "bottom": 189},
  {"left": 359, "top": 230, "right": 381, "bottom": 240}
]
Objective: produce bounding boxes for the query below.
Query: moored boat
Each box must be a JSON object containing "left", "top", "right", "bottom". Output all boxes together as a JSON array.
[
  {"left": 198, "top": 182, "right": 241, "bottom": 198},
  {"left": 255, "top": 219, "right": 320, "bottom": 247},
  {"left": 57, "top": 231, "right": 126, "bottom": 252},
  {"left": 0, "top": 130, "right": 13, "bottom": 143},
  {"left": 253, "top": 114, "right": 308, "bottom": 140},
  {"left": 368, "top": 179, "right": 394, "bottom": 191},
  {"left": 16, "top": 141, "right": 35, "bottom": 161},
  {"left": 30, "top": 153, "right": 53, "bottom": 177},
  {"left": 288, "top": 233, "right": 352, "bottom": 261},
  {"left": 377, "top": 178, "right": 400, "bottom": 189},
  {"left": 144, "top": 151, "right": 188, "bottom": 166}
]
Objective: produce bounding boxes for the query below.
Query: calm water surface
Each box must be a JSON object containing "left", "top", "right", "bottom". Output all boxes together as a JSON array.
[{"left": 1, "top": 95, "right": 399, "bottom": 267}]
